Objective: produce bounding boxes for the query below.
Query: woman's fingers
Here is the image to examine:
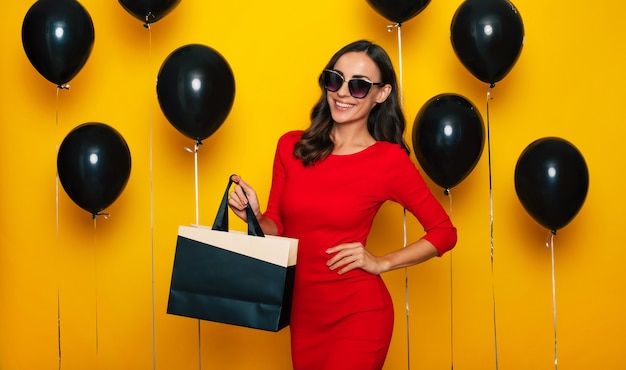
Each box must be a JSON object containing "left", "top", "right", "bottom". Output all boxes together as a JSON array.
[
  {"left": 326, "top": 243, "right": 383, "bottom": 275},
  {"left": 228, "top": 175, "right": 261, "bottom": 221}
]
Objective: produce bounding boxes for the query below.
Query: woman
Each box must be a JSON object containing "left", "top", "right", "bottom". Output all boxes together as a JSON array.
[{"left": 228, "top": 40, "right": 457, "bottom": 370}]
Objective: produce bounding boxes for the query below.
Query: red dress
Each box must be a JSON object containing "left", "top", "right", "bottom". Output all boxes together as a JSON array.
[{"left": 263, "top": 131, "right": 457, "bottom": 370}]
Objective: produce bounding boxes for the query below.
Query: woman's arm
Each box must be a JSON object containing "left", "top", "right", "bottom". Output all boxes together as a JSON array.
[
  {"left": 326, "top": 238, "right": 439, "bottom": 275},
  {"left": 326, "top": 145, "right": 457, "bottom": 275}
]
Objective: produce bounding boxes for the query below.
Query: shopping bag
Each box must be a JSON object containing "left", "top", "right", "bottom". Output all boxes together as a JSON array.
[{"left": 167, "top": 176, "right": 298, "bottom": 332}]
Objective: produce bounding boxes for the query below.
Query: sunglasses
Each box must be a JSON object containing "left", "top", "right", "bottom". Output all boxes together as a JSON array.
[{"left": 321, "top": 69, "right": 385, "bottom": 99}]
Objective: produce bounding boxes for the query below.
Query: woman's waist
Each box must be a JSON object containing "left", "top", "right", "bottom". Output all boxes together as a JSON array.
[{"left": 292, "top": 271, "right": 392, "bottom": 317}]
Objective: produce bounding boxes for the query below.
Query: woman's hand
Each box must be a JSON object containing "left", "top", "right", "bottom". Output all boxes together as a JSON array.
[
  {"left": 228, "top": 175, "right": 261, "bottom": 222},
  {"left": 326, "top": 242, "right": 387, "bottom": 275}
]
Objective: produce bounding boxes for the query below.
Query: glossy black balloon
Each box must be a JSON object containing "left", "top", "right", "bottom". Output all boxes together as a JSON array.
[
  {"left": 57, "top": 123, "right": 132, "bottom": 217},
  {"left": 366, "top": 0, "right": 431, "bottom": 23},
  {"left": 118, "top": 0, "right": 181, "bottom": 24},
  {"left": 413, "top": 93, "right": 484, "bottom": 190},
  {"left": 514, "top": 137, "right": 589, "bottom": 232},
  {"left": 450, "top": 0, "right": 524, "bottom": 84},
  {"left": 22, "top": 0, "right": 95, "bottom": 86},
  {"left": 157, "top": 44, "right": 235, "bottom": 142}
]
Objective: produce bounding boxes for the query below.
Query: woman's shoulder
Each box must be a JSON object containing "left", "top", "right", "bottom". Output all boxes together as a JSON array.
[
  {"left": 370, "top": 141, "right": 416, "bottom": 175},
  {"left": 279, "top": 130, "right": 303, "bottom": 141},
  {"left": 374, "top": 140, "right": 410, "bottom": 158},
  {"left": 277, "top": 130, "right": 303, "bottom": 148}
]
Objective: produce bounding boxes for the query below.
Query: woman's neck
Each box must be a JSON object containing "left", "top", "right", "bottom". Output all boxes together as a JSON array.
[{"left": 330, "top": 124, "right": 375, "bottom": 155}]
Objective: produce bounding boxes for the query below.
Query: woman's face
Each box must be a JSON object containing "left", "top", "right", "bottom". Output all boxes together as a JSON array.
[{"left": 326, "top": 51, "right": 391, "bottom": 126}]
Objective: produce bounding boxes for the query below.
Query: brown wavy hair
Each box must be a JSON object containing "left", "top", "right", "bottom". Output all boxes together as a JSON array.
[{"left": 293, "top": 40, "right": 409, "bottom": 166}]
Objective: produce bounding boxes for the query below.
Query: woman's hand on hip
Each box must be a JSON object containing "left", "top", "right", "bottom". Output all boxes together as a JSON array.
[{"left": 326, "top": 242, "right": 386, "bottom": 275}]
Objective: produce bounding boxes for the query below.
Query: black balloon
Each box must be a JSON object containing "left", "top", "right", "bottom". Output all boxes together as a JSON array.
[
  {"left": 514, "top": 137, "right": 589, "bottom": 232},
  {"left": 22, "top": 0, "right": 95, "bottom": 86},
  {"left": 118, "top": 0, "right": 181, "bottom": 24},
  {"left": 450, "top": 0, "right": 524, "bottom": 84},
  {"left": 57, "top": 123, "right": 132, "bottom": 218},
  {"left": 366, "top": 0, "right": 431, "bottom": 23},
  {"left": 413, "top": 93, "right": 484, "bottom": 191},
  {"left": 157, "top": 44, "right": 235, "bottom": 142}
]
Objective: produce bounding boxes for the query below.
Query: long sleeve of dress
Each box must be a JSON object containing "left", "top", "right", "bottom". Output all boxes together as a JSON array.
[{"left": 382, "top": 142, "right": 457, "bottom": 255}]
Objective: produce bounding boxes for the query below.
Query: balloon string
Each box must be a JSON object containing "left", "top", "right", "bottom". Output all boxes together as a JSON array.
[
  {"left": 55, "top": 86, "right": 63, "bottom": 370},
  {"left": 546, "top": 230, "right": 558, "bottom": 369},
  {"left": 197, "top": 321, "right": 203, "bottom": 370},
  {"left": 185, "top": 141, "right": 203, "bottom": 369},
  {"left": 185, "top": 141, "right": 202, "bottom": 224},
  {"left": 486, "top": 86, "right": 499, "bottom": 370},
  {"left": 195, "top": 146, "right": 199, "bottom": 225},
  {"left": 387, "top": 23, "right": 403, "bottom": 103},
  {"left": 147, "top": 24, "right": 157, "bottom": 370},
  {"left": 194, "top": 141, "right": 202, "bottom": 369},
  {"left": 93, "top": 218, "right": 100, "bottom": 360},
  {"left": 397, "top": 24, "right": 403, "bottom": 103},
  {"left": 447, "top": 190, "right": 454, "bottom": 370},
  {"left": 389, "top": 22, "right": 410, "bottom": 369},
  {"left": 402, "top": 208, "right": 410, "bottom": 370}
]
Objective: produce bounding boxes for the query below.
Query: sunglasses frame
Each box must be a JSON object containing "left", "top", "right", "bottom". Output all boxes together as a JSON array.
[{"left": 321, "top": 69, "right": 385, "bottom": 99}]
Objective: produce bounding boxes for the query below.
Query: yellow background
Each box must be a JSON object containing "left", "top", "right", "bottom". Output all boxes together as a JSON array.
[{"left": 1, "top": 0, "right": 623, "bottom": 369}]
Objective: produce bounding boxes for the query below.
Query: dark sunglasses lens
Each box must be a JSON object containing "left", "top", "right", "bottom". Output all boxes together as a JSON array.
[
  {"left": 324, "top": 71, "right": 342, "bottom": 92},
  {"left": 348, "top": 80, "right": 372, "bottom": 98}
]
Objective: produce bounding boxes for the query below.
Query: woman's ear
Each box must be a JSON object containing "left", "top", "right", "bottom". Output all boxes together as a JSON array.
[{"left": 375, "top": 84, "right": 392, "bottom": 103}]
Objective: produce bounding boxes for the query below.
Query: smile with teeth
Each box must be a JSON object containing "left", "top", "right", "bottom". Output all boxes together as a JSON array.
[{"left": 335, "top": 100, "right": 355, "bottom": 109}]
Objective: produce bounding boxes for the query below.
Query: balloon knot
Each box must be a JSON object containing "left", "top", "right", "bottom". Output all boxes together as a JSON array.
[
  {"left": 185, "top": 140, "right": 203, "bottom": 153},
  {"left": 143, "top": 23, "right": 150, "bottom": 29},
  {"left": 57, "top": 84, "right": 71, "bottom": 90},
  {"left": 551, "top": 229, "right": 557, "bottom": 235},
  {"left": 386, "top": 23, "right": 400, "bottom": 32},
  {"left": 444, "top": 188, "right": 450, "bottom": 196},
  {"left": 489, "top": 83, "right": 496, "bottom": 89},
  {"left": 92, "top": 212, "right": 110, "bottom": 220}
]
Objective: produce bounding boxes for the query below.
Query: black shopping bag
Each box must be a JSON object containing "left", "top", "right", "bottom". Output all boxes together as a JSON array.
[{"left": 167, "top": 176, "right": 298, "bottom": 332}]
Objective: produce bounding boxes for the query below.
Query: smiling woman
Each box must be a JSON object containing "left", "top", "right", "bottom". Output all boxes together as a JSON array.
[{"left": 227, "top": 40, "right": 456, "bottom": 370}]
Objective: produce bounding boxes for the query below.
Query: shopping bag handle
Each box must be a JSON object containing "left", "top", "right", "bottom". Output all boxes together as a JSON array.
[{"left": 211, "top": 174, "right": 265, "bottom": 237}]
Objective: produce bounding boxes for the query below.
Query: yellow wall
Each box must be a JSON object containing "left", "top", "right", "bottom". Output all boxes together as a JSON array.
[{"left": 1, "top": 1, "right": 624, "bottom": 369}]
